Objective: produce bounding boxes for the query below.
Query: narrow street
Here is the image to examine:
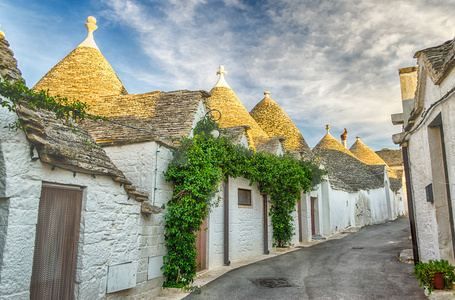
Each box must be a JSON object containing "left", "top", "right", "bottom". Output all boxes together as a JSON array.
[{"left": 185, "top": 218, "right": 426, "bottom": 300}]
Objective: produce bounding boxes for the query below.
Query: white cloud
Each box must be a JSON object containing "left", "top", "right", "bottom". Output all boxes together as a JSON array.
[{"left": 10, "top": 0, "right": 453, "bottom": 150}]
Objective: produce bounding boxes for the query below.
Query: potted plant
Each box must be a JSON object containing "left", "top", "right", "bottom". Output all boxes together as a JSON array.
[{"left": 414, "top": 259, "right": 455, "bottom": 294}]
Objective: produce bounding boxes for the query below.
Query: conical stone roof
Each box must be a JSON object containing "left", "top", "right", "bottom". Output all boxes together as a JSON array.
[
  {"left": 33, "top": 17, "right": 128, "bottom": 112},
  {"left": 312, "top": 125, "right": 356, "bottom": 158},
  {"left": 250, "top": 91, "right": 310, "bottom": 153},
  {"left": 208, "top": 66, "right": 269, "bottom": 149},
  {"left": 349, "top": 137, "right": 387, "bottom": 166},
  {"left": 349, "top": 137, "right": 402, "bottom": 185}
]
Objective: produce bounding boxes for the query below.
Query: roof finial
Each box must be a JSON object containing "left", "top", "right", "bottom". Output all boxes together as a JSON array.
[
  {"left": 326, "top": 124, "right": 330, "bottom": 134},
  {"left": 217, "top": 65, "right": 227, "bottom": 76},
  {"left": 264, "top": 91, "right": 271, "bottom": 97},
  {"left": 214, "top": 65, "right": 231, "bottom": 88},
  {"left": 78, "top": 16, "right": 100, "bottom": 50},
  {"left": 356, "top": 136, "right": 361, "bottom": 140},
  {"left": 0, "top": 25, "right": 5, "bottom": 39}
]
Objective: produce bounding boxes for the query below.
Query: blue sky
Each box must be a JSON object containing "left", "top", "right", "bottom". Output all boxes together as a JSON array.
[{"left": 1, "top": 0, "right": 455, "bottom": 150}]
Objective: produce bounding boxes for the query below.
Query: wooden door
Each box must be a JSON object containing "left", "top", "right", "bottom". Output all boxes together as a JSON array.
[
  {"left": 195, "top": 218, "right": 207, "bottom": 271},
  {"left": 30, "top": 185, "right": 83, "bottom": 300}
]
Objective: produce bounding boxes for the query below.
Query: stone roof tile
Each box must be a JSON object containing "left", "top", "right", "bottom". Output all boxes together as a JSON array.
[
  {"left": 313, "top": 130, "right": 356, "bottom": 158},
  {"left": 349, "top": 137, "right": 387, "bottom": 166},
  {"left": 82, "top": 90, "right": 208, "bottom": 146},
  {"left": 33, "top": 18, "right": 128, "bottom": 109},
  {"left": 375, "top": 148, "right": 403, "bottom": 166},
  {"left": 250, "top": 92, "right": 311, "bottom": 155},
  {"left": 16, "top": 105, "right": 149, "bottom": 202},
  {"left": 0, "top": 38, "right": 23, "bottom": 83},
  {"left": 313, "top": 148, "right": 384, "bottom": 192},
  {"left": 414, "top": 36, "right": 455, "bottom": 85},
  {"left": 256, "top": 137, "right": 284, "bottom": 154}
]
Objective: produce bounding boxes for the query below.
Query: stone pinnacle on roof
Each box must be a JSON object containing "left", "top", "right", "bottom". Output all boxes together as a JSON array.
[
  {"left": 78, "top": 16, "right": 99, "bottom": 50},
  {"left": 313, "top": 124, "right": 356, "bottom": 157},
  {"left": 250, "top": 91, "right": 311, "bottom": 153},
  {"left": 33, "top": 16, "right": 128, "bottom": 112},
  {"left": 214, "top": 65, "right": 231, "bottom": 88},
  {"left": 208, "top": 66, "right": 269, "bottom": 149}
]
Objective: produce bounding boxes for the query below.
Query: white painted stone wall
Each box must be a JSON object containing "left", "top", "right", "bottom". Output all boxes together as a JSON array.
[
  {"left": 102, "top": 141, "right": 174, "bottom": 297},
  {"left": 0, "top": 106, "right": 163, "bottom": 299},
  {"left": 369, "top": 188, "right": 390, "bottom": 224},
  {"left": 207, "top": 186, "right": 225, "bottom": 270},
  {"left": 320, "top": 180, "right": 331, "bottom": 236},
  {"left": 316, "top": 175, "right": 399, "bottom": 237},
  {"left": 300, "top": 191, "right": 312, "bottom": 242},
  {"left": 406, "top": 63, "right": 455, "bottom": 263},
  {"left": 325, "top": 188, "right": 352, "bottom": 235},
  {"left": 207, "top": 177, "right": 279, "bottom": 269},
  {"left": 227, "top": 177, "right": 264, "bottom": 261}
]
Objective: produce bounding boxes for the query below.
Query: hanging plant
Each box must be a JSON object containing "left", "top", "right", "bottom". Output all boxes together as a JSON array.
[{"left": 162, "top": 117, "right": 325, "bottom": 287}]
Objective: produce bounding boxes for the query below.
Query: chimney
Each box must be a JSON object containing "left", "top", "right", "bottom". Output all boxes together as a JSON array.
[
  {"left": 398, "top": 66, "right": 418, "bottom": 129},
  {"left": 398, "top": 67, "right": 418, "bottom": 101},
  {"left": 340, "top": 128, "right": 347, "bottom": 148}
]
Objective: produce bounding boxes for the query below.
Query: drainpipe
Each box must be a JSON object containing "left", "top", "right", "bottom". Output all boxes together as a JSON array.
[
  {"left": 152, "top": 144, "right": 161, "bottom": 205},
  {"left": 402, "top": 144, "right": 419, "bottom": 264},
  {"left": 224, "top": 176, "right": 230, "bottom": 266},
  {"left": 263, "top": 194, "right": 269, "bottom": 254}
]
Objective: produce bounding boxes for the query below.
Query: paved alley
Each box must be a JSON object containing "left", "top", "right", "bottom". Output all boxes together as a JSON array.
[{"left": 184, "top": 218, "right": 426, "bottom": 300}]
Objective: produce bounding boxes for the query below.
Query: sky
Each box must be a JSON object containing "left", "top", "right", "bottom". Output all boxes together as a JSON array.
[{"left": 1, "top": 0, "right": 455, "bottom": 150}]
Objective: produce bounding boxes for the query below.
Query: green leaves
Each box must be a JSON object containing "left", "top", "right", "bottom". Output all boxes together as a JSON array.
[
  {"left": 414, "top": 259, "right": 455, "bottom": 294},
  {"left": 163, "top": 117, "right": 326, "bottom": 286},
  {"left": 0, "top": 79, "right": 107, "bottom": 131}
]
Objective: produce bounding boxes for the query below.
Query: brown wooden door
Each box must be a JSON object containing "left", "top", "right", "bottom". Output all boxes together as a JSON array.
[
  {"left": 30, "top": 186, "right": 83, "bottom": 300},
  {"left": 195, "top": 218, "right": 207, "bottom": 271}
]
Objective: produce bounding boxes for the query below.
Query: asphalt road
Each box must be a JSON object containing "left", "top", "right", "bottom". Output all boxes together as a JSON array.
[{"left": 185, "top": 217, "right": 426, "bottom": 300}]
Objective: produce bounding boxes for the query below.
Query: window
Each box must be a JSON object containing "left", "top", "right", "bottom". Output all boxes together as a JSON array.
[{"left": 238, "top": 189, "right": 251, "bottom": 206}]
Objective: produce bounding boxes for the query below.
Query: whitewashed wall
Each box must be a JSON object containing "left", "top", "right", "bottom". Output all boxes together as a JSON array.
[
  {"left": 207, "top": 186, "right": 225, "bottom": 270},
  {"left": 299, "top": 192, "right": 312, "bottom": 242},
  {"left": 103, "top": 141, "right": 174, "bottom": 297},
  {"left": 0, "top": 107, "right": 163, "bottom": 300},
  {"left": 207, "top": 176, "right": 281, "bottom": 269},
  {"left": 406, "top": 64, "right": 455, "bottom": 263},
  {"left": 325, "top": 188, "right": 352, "bottom": 235}
]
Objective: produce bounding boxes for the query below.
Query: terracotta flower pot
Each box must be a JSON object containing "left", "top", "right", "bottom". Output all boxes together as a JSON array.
[{"left": 432, "top": 271, "right": 445, "bottom": 290}]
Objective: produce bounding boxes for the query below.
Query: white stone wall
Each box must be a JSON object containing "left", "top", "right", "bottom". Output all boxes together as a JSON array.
[
  {"left": 0, "top": 107, "right": 163, "bottom": 299},
  {"left": 325, "top": 188, "right": 352, "bottom": 235},
  {"left": 207, "top": 186, "right": 225, "bottom": 269},
  {"left": 102, "top": 141, "right": 174, "bottom": 298},
  {"left": 207, "top": 177, "right": 279, "bottom": 269},
  {"left": 406, "top": 63, "right": 455, "bottom": 262},
  {"left": 368, "top": 188, "right": 390, "bottom": 224},
  {"left": 227, "top": 177, "right": 265, "bottom": 261},
  {"left": 299, "top": 192, "right": 311, "bottom": 242},
  {"left": 316, "top": 176, "right": 397, "bottom": 236}
]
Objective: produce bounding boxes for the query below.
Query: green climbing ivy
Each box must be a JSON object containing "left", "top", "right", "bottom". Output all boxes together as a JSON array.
[
  {"left": 0, "top": 78, "right": 105, "bottom": 131},
  {"left": 163, "top": 117, "right": 325, "bottom": 287}
]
